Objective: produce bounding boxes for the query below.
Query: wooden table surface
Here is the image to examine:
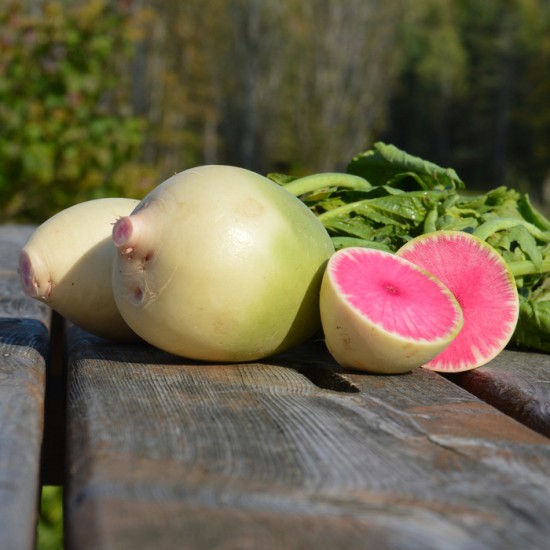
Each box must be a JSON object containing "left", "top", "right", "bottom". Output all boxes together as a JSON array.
[
  {"left": 1, "top": 224, "right": 550, "bottom": 550},
  {"left": 0, "top": 225, "right": 50, "bottom": 550}
]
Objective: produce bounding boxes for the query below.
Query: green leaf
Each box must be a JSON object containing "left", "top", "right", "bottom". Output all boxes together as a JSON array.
[
  {"left": 436, "top": 215, "right": 479, "bottom": 232},
  {"left": 474, "top": 218, "right": 550, "bottom": 243},
  {"left": 511, "top": 295, "right": 550, "bottom": 353},
  {"left": 319, "top": 192, "right": 427, "bottom": 225},
  {"left": 346, "top": 142, "right": 464, "bottom": 190},
  {"left": 281, "top": 173, "right": 372, "bottom": 197},
  {"left": 386, "top": 171, "right": 433, "bottom": 191},
  {"left": 330, "top": 236, "right": 393, "bottom": 252},
  {"left": 489, "top": 225, "right": 543, "bottom": 268},
  {"left": 518, "top": 194, "right": 550, "bottom": 231},
  {"left": 322, "top": 217, "right": 377, "bottom": 241},
  {"left": 267, "top": 173, "right": 297, "bottom": 185}
]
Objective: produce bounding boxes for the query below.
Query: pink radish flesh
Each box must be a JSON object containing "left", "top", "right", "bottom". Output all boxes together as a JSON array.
[
  {"left": 333, "top": 249, "right": 460, "bottom": 341},
  {"left": 397, "top": 231, "right": 519, "bottom": 372}
]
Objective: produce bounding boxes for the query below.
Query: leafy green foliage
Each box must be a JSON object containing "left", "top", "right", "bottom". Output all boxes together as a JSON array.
[
  {"left": 272, "top": 142, "right": 550, "bottom": 353},
  {"left": 347, "top": 142, "right": 464, "bottom": 190},
  {"left": 271, "top": 142, "right": 465, "bottom": 252},
  {"left": 4, "top": 0, "right": 548, "bottom": 215},
  {"left": 37, "top": 486, "right": 63, "bottom": 550},
  {"left": 0, "top": 1, "right": 155, "bottom": 222}
]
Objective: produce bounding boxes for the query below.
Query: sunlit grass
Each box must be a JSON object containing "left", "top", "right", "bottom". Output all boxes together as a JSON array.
[{"left": 37, "top": 486, "right": 64, "bottom": 550}]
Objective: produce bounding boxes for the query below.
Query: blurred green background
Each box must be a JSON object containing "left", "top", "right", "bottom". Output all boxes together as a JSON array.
[
  {"left": 38, "top": 486, "right": 63, "bottom": 549},
  {"left": 3, "top": 0, "right": 550, "bottom": 225},
  {"left": 2, "top": 0, "right": 548, "bottom": 547}
]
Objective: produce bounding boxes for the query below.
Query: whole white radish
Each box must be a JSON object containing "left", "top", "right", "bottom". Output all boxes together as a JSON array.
[
  {"left": 19, "top": 198, "right": 140, "bottom": 342},
  {"left": 111, "top": 165, "right": 335, "bottom": 362}
]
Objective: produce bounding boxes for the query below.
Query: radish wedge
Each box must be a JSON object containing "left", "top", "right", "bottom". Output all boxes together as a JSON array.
[
  {"left": 320, "top": 247, "right": 463, "bottom": 374},
  {"left": 397, "top": 230, "right": 519, "bottom": 372}
]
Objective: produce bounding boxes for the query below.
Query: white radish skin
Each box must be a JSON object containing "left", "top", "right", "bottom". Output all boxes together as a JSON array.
[
  {"left": 19, "top": 198, "right": 140, "bottom": 342},
  {"left": 320, "top": 248, "right": 464, "bottom": 374},
  {"left": 111, "top": 165, "right": 335, "bottom": 362}
]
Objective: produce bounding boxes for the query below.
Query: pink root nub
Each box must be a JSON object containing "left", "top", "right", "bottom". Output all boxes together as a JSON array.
[
  {"left": 113, "top": 217, "right": 134, "bottom": 247},
  {"left": 19, "top": 252, "right": 36, "bottom": 296}
]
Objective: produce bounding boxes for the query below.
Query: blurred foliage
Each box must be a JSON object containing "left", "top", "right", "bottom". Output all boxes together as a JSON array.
[
  {"left": 386, "top": 0, "right": 550, "bottom": 200},
  {"left": 1, "top": 0, "right": 549, "bottom": 216},
  {"left": 0, "top": 0, "right": 157, "bottom": 222},
  {"left": 37, "top": 486, "right": 63, "bottom": 550},
  {"left": 130, "top": 0, "right": 405, "bottom": 177},
  {"left": 118, "top": 0, "right": 550, "bottom": 200}
]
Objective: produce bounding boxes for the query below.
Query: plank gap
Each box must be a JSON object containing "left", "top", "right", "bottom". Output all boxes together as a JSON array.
[
  {"left": 40, "top": 311, "right": 67, "bottom": 486},
  {"left": 292, "top": 363, "right": 360, "bottom": 393}
]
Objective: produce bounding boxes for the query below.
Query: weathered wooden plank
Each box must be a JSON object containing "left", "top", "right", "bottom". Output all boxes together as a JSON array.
[
  {"left": 446, "top": 349, "right": 550, "bottom": 438},
  {"left": 0, "top": 225, "right": 50, "bottom": 550},
  {"left": 65, "top": 329, "right": 550, "bottom": 550}
]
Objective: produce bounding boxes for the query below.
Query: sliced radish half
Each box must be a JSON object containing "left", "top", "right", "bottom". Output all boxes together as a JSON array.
[
  {"left": 397, "top": 230, "right": 519, "bottom": 373},
  {"left": 320, "top": 247, "right": 464, "bottom": 374}
]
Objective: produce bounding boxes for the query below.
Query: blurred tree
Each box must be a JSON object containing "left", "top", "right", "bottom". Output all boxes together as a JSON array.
[
  {"left": 6, "top": 0, "right": 548, "bottom": 215},
  {"left": 127, "top": 0, "right": 406, "bottom": 176},
  {"left": 282, "top": 0, "right": 405, "bottom": 172},
  {"left": 453, "top": 0, "right": 520, "bottom": 187},
  {"left": 124, "top": 0, "right": 227, "bottom": 176},
  {"left": 216, "top": 0, "right": 293, "bottom": 172},
  {"left": 511, "top": 0, "right": 550, "bottom": 200},
  {"left": 392, "top": 0, "right": 468, "bottom": 163},
  {"left": 384, "top": 0, "right": 550, "bottom": 197},
  {"left": 0, "top": 0, "right": 155, "bottom": 222}
]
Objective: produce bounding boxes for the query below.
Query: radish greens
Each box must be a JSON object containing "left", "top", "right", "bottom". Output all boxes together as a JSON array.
[{"left": 268, "top": 142, "right": 550, "bottom": 353}]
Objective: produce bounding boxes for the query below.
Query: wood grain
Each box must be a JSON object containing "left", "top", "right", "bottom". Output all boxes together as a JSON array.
[
  {"left": 0, "top": 225, "right": 50, "bottom": 550},
  {"left": 446, "top": 349, "right": 550, "bottom": 438},
  {"left": 65, "top": 330, "right": 550, "bottom": 550}
]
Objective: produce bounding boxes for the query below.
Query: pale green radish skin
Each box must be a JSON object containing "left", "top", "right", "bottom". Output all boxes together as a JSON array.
[
  {"left": 111, "top": 165, "right": 335, "bottom": 362},
  {"left": 320, "top": 247, "right": 464, "bottom": 374},
  {"left": 19, "top": 198, "right": 140, "bottom": 342}
]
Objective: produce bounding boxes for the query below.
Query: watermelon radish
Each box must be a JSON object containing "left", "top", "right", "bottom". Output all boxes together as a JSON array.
[
  {"left": 319, "top": 247, "right": 463, "bottom": 374},
  {"left": 396, "top": 230, "right": 519, "bottom": 372}
]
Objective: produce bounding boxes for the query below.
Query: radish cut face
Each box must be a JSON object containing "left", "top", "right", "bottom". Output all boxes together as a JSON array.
[
  {"left": 320, "top": 247, "right": 463, "bottom": 374},
  {"left": 397, "top": 230, "right": 519, "bottom": 373}
]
